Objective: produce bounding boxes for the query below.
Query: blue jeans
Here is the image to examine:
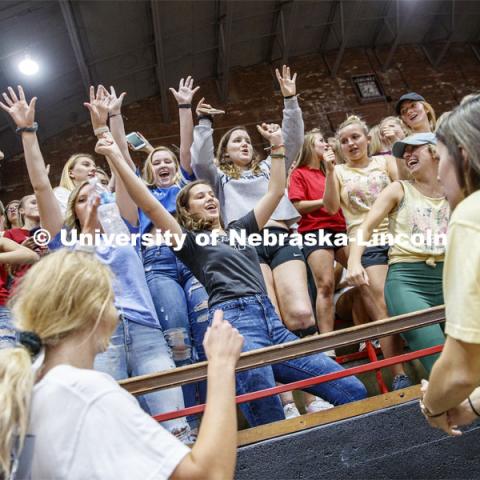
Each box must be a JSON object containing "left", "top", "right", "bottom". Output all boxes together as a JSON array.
[
  {"left": 0, "top": 305, "right": 15, "bottom": 349},
  {"left": 94, "top": 316, "right": 191, "bottom": 439},
  {"left": 143, "top": 245, "right": 209, "bottom": 405},
  {"left": 210, "top": 295, "right": 367, "bottom": 427}
]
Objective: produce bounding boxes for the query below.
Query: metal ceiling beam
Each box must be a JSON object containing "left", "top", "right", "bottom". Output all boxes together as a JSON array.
[
  {"left": 151, "top": 0, "right": 170, "bottom": 122},
  {"left": 372, "top": 0, "right": 394, "bottom": 47},
  {"left": 421, "top": 0, "right": 455, "bottom": 68},
  {"left": 327, "top": 0, "right": 360, "bottom": 78},
  {"left": 267, "top": 0, "right": 298, "bottom": 65},
  {"left": 216, "top": 0, "right": 233, "bottom": 103},
  {"left": 319, "top": 0, "right": 340, "bottom": 50},
  {"left": 58, "top": 0, "right": 92, "bottom": 93},
  {"left": 382, "top": 0, "right": 402, "bottom": 71}
]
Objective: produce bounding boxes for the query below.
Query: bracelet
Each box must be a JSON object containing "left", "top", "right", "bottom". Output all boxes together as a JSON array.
[
  {"left": 109, "top": 113, "right": 121, "bottom": 118},
  {"left": 16, "top": 122, "right": 38, "bottom": 134},
  {"left": 468, "top": 396, "right": 480, "bottom": 417},
  {"left": 270, "top": 153, "right": 286, "bottom": 159},
  {"left": 94, "top": 126, "right": 110, "bottom": 136},
  {"left": 283, "top": 94, "right": 295, "bottom": 99},
  {"left": 178, "top": 104, "right": 192, "bottom": 109},
  {"left": 422, "top": 402, "right": 446, "bottom": 418},
  {"left": 271, "top": 144, "right": 285, "bottom": 151}
]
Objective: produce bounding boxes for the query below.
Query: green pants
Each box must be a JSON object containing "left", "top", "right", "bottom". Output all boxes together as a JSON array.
[{"left": 384, "top": 262, "right": 445, "bottom": 374}]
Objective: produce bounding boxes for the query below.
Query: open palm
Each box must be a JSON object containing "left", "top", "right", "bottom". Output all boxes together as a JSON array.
[{"left": 0, "top": 86, "right": 37, "bottom": 128}]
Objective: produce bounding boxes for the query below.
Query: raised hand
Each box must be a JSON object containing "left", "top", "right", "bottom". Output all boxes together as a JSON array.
[
  {"left": 0, "top": 150, "right": 4, "bottom": 161},
  {"left": 0, "top": 86, "right": 37, "bottom": 128},
  {"left": 106, "top": 86, "right": 126, "bottom": 115},
  {"left": 203, "top": 310, "right": 244, "bottom": 365},
  {"left": 195, "top": 97, "right": 225, "bottom": 117},
  {"left": 84, "top": 85, "right": 110, "bottom": 131},
  {"left": 169, "top": 76, "right": 200, "bottom": 105},
  {"left": 323, "top": 148, "right": 336, "bottom": 175},
  {"left": 257, "top": 123, "right": 283, "bottom": 147},
  {"left": 275, "top": 65, "right": 297, "bottom": 98}
]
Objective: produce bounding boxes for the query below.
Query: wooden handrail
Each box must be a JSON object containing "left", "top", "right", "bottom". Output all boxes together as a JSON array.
[{"left": 120, "top": 305, "right": 445, "bottom": 396}]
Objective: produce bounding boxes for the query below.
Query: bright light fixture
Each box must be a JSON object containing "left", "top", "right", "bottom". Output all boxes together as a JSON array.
[{"left": 18, "top": 55, "right": 39, "bottom": 76}]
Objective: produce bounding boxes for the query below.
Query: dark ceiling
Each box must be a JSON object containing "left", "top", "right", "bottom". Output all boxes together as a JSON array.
[{"left": 0, "top": 0, "right": 479, "bottom": 162}]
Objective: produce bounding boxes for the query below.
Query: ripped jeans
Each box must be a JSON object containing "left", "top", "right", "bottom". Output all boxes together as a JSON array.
[
  {"left": 143, "top": 246, "right": 210, "bottom": 413},
  {"left": 0, "top": 305, "right": 15, "bottom": 349},
  {"left": 94, "top": 316, "right": 191, "bottom": 441}
]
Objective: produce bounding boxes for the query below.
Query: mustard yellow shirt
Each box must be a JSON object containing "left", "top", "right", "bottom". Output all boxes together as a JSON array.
[
  {"left": 335, "top": 155, "right": 390, "bottom": 244},
  {"left": 444, "top": 190, "right": 480, "bottom": 343},
  {"left": 388, "top": 181, "right": 450, "bottom": 265}
]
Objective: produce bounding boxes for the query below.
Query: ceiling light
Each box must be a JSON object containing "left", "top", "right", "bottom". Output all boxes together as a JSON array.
[{"left": 18, "top": 55, "right": 39, "bottom": 76}]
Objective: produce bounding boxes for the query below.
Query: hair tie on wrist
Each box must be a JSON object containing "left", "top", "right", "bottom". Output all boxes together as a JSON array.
[
  {"left": 283, "top": 94, "right": 295, "bottom": 99},
  {"left": 109, "top": 113, "right": 121, "bottom": 118},
  {"left": 18, "top": 331, "right": 43, "bottom": 358},
  {"left": 94, "top": 126, "right": 110, "bottom": 136},
  {"left": 178, "top": 104, "right": 192, "bottom": 109},
  {"left": 468, "top": 396, "right": 480, "bottom": 417},
  {"left": 270, "top": 153, "right": 286, "bottom": 159}
]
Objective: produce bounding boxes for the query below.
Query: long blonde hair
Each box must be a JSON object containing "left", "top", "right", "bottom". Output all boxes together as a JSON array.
[
  {"left": 216, "top": 126, "right": 263, "bottom": 179},
  {"left": 400, "top": 101, "right": 437, "bottom": 132},
  {"left": 142, "top": 146, "right": 180, "bottom": 187},
  {"left": 59, "top": 153, "right": 96, "bottom": 191},
  {"left": 0, "top": 250, "right": 116, "bottom": 476},
  {"left": 64, "top": 180, "right": 90, "bottom": 232}
]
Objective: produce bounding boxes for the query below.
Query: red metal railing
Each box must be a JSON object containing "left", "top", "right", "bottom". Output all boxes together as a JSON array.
[{"left": 152, "top": 344, "right": 443, "bottom": 422}]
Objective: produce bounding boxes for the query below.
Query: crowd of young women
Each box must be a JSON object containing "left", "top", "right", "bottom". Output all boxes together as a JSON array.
[{"left": 0, "top": 68, "right": 478, "bottom": 478}]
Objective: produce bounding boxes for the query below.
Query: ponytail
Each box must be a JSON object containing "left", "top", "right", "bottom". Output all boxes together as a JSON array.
[{"left": 0, "top": 347, "right": 35, "bottom": 476}]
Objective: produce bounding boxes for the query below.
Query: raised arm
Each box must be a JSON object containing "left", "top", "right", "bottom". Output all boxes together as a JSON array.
[
  {"left": 169, "top": 76, "right": 200, "bottom": 175},
  {"left": 84, "top": 86, "right": 138, "bottom": 226},
  {"left": 322, "top": 155, "right": 341, "bottom": 214},
  {"left": 190, "top": 99, "right": 223, "bottom": 191},
  {"left": 0, "top": 236, "right": 39, "bottom": 265},
  {"left": 0, "top": 86, "right": 63, "bottom": 237},
  {"left": 347, "top": 182, "right": 404, "bottom": 286},
  {"left": 172, "top": 310, "right": 243, "bottom": 480},
  {"left": 253, "top": 124, "right": 286, "bottom": 229},
  {"left": 95, "top": 135, "right": 183, "bottom": 244},
  {"left": 276, "top": 65, "right": 304, "bottom": 170}
]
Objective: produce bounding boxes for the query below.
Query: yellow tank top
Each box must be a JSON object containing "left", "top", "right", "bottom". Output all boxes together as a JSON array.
[
  {"left": 335, "top": 155, "right": 391, "bottom": 244},
  {"left": 388, "top": 181, "right": 450, "bottom": 265}
]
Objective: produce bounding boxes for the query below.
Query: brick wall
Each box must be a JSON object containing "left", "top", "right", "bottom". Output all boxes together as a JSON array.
[{"left": 2, "top": 43, "right": 480, "bottom": 202}]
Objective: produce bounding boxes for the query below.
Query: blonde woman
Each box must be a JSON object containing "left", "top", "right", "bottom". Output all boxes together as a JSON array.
[
  {"left": 420, "top": 95, "right": 480, "bottom": 435},
  {"left": 347, "top": 133, "right": 449, "bottom": 374},
  {"left": 323, "top": 115, "right": 411, "bottom": 390},
  {"left": 53, "top": 152, "right": 97, "bottom": 215},
  {"left": 0, "top": 85, "right": 193, "bottom": 442},
  {"left": 0, "top": 249, "right": 244, "bottom": 479},
  {"left": 395, "top": 92, "right": 436, "bottom": 133}
]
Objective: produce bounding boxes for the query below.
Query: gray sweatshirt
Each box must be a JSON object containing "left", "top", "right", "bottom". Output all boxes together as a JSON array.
[{"left": 191, "top": 97, "right": 304, "bottom": 227}]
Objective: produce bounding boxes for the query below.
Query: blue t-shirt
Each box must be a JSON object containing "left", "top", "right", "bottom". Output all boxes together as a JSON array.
[
  {"left": 139, "top": 166, "right": 195, "bottom": 236},
  {"left": 49, "top": 222, "right": 161, "bottom": 329}
]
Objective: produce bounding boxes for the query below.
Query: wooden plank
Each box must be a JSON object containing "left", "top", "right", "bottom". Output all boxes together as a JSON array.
[
  {"left": 237, "top": 385, "right": 421, "bottom": 447},
  {"left": 120, "top": 306, "right": 444, "bottom": 395}
]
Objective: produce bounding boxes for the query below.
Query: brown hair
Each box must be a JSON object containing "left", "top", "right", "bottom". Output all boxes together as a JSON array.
[
  {"left": 436, "top": 94, "right": 480, "bottom": 196},
  {"left": 142, "top": 146, "right": 180, "bottom": 187},
  {"left": 4, "top": 200, "right": 20, "bottom": 230},
  {"left": 216, "top": 126, "right": 263, "bottom": 179},
  {"left": 175, "top": 180, "right": 223, "bottom": 231},
  {"left": 17, "top": 194, "right": 36, "bottom": 228}
]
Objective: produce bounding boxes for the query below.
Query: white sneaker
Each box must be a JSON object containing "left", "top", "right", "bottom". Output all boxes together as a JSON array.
[
  {"left": 305, "top": 397, "right": 334, "bottom": 413},
  {"left": 323, "top": 349, "right": 336, "bottom": 358},
  {"left": 283, "top": 402, "right": 301, "bottom": 419},
  {"left": 359, "top": 339, "right": 380, "bottom": 352}
]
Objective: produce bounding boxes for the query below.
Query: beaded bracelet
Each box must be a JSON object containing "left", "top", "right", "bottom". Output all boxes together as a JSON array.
[{"left": 178, "top": 104, "right": 192, "bottom": 109}]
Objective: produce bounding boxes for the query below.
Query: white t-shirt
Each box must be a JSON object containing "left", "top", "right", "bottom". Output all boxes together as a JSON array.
[
  {"left": 53, "top": 186, "right": 70, "bottom": 217},
  {"left": 25, "top": 365, "right": 190, "bottom": 479}
]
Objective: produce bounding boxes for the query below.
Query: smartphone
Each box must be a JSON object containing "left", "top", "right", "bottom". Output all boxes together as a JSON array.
[{"left": 126, "top": 132, "right": 147, "bottom": 150}]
